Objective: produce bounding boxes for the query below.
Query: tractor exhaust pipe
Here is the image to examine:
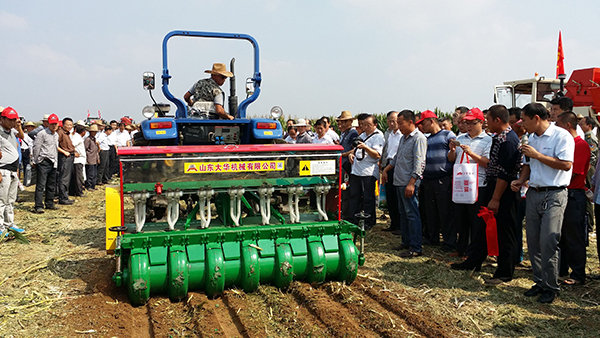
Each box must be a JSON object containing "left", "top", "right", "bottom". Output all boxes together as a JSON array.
[
  {"left": 558, "top": 73, "right": 567, "bottom": 97},
  {"left": 229, "top": 58, "right": 238, "bottom": 117}
]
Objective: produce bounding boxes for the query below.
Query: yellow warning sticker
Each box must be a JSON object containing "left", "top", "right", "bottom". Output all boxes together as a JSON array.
[
  {"left": 299, "top": 161, "right": 311, "bottom": 176},
  {"left": 299, "top": 160, "right": 336, "bottom": 176},
  {"left": 184, "top": 160, "right": 285, "bottom": 174}
]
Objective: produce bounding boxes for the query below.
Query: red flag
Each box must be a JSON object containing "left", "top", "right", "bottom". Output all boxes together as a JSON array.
[{"left": 556, "top": 31, "right": 565, "bottom": 78}]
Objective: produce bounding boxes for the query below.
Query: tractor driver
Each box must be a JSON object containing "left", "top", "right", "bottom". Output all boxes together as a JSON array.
[{"left": 184, "top": 63, "right": 235, "bottom": 120}]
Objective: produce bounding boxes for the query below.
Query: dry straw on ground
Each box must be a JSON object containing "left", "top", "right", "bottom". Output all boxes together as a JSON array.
[{"left": 0, "top": 184, "right": 599, "bottom": 336}]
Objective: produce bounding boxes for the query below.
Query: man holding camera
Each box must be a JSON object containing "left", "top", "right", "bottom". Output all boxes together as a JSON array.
[{"left": 348, "top": 114, "right": 384, "bottom": 230}]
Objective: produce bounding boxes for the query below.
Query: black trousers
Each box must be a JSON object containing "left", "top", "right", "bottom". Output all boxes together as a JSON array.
[
  {"left": 421, "top": 176, "right": 455, "bottom": 248},
  {"left": 34, "top": 158, "right": 57, "bottom": 209},
  {"left": 98, "top": 150, "right": 110, "bottom": 183},
  {"left": 85, "top": 164, "right": 97, "bottom": 189},
  {"left": 58, "top": 153, "right": 73, "bottom": 202},
  {"left": 594, "top": 203, "right": 600, "bottom": 265},
  {"left": 385, "top": 175, "right": 401, "bottom": 230},
  {"left": 348, "top": 174, "right": 377, "bottom": 228},
  {"left": 70, "top": 163, "right": 84, "bottom": 196},
  {"left": 559, "top": 189, "right": 587, "bottom": 282},
  {"left": 109, "top": 145, "right": 118, "bottom": 176},
  {"left": 515, "top": 193, "right": 527, "bottom": 264},
  {"left": 455, "top": 186, "right": 485, "bottom": 257},
  {"left": 484, "top": 180, "right": 519, "bottom": 280}
]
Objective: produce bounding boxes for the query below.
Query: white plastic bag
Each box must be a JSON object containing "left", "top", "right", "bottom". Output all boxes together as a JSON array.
[{"left": 452, "top": 153, "right": 479, "bottom": 204}]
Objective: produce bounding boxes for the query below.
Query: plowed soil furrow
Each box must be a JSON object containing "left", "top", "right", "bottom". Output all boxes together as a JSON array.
[
  {"left": 55, "top": 293, "right": 152, "bottom": 337},
  {"left": 186, "top": 292, "right": 244, "bottom": 337},
  {"left": 146, "top": 297, "right": 195, "bottom": 336},
  {"left": 289, "top": 282, "right": 379, "bottom": 338},
  {"left": 320, "top": 282, "right": 424, "bottom": 337},
  {"left": 354, "top": 276, "right": 460, "bottom": 338},
  {"left": 222, "top": 290, "right": 285, "bottom": 337},
  {"left": 256, "top": 286, "right": 331, "bottom": 336}
]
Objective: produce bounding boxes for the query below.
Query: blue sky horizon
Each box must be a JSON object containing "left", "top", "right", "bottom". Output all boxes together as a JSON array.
[{"left": 1, "top": 0, "right": 599, "bottom": 122}]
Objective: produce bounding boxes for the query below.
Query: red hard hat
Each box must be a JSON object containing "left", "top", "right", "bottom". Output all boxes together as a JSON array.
[
  {"left": 1, "top": 107, "right": 19, "bottom": 120},
  {"left": 48, "top": 113, "right": 59, "bottom": 124}
]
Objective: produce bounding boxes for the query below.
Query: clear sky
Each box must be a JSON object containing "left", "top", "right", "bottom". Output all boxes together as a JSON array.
[{"left": 1, "top": 0, "right": 599, "bottom": 122}]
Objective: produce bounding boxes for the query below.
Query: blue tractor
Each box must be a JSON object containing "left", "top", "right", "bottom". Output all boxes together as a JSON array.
[{"left": 134, "top": 30, "right": 283, "bottom": 146}]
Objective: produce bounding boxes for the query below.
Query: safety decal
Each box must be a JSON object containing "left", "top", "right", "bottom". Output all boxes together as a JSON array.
[
  {"left": 298, "top": 160, "right": 336, "bottom": 176},
  {"left": 184, "top": 160, "right": 285, "bottom": 174}
]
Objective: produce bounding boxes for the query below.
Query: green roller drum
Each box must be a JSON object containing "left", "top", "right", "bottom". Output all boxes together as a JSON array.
[
  {"left": 167, "top": 245, "right": 189, "bottom": 301},
  {"left": 109, "top": 144, "right": 366, "bottom": 305},
  {"left": 113, "top": 221, "right": 363, "bottom": 305},
  {"left": 128, "top": 248, "right": 151, "bottom": 306}
]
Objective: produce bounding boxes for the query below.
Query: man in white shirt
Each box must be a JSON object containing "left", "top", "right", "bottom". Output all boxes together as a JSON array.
[
  {"left": 22, "top": 121, "right": 36, "bottom": 186},
  {"left": 512, "top": 102, "right": 574, "bottom": 304},
  {"left": 97, "top": 126, "right": 112, "bottom": 184},
  {"left": 448, "top": 108, "right": 493, "bottom": 269},
  {"left": 0, "top": 107, "right": 25, "bottom": 235},
  {"left": 114, "top": 123, "right": 132, "bottom": 147},
  {"left": 70, "top": 124, "right": 87, "bottom": 196},
  {"left": 381, "top": 111, "right": 402, "bottom": 233},
  {"left": 348, "top": 114, "right": 384, "bottom": 230},
  {"left": 312, "top": 119, "right": 334, "bottom": 144},
  {"left": 320, "top": 116, "right": 340, "bottom": 144}
]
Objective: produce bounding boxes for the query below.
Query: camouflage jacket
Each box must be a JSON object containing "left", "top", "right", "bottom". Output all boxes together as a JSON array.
[
  {"left": 585, "top": 131, "right": 598, "bottom": 182},
  {"left": 190, "top": 78, "right": 224, "bottom": 105}
]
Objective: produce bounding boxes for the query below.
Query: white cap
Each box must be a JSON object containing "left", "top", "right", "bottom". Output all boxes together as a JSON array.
[
  {"left": 42, "top": 114, "right": 50, "bottom": 121},
  {"left": 293, "top": 118, "right": 308, "bottom": 127}
]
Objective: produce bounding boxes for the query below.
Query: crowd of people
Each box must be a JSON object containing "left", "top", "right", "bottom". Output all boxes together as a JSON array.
[
  {"left": 0, "top": 107, "right": 138, "bottom": 238},
  {"left": 2, "top": 92, "right": 598, "bottom": 305},
  {"left": 283, "top": 97, "right": 599, "bottom": 305}
]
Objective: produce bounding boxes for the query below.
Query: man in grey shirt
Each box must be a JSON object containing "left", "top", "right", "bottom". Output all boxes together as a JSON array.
[
  {"left": 382, "top": 110, "right": 427, "bottom": 257},
  {"left": 32, "top": 113, "right": 60, "bottom": 213}
]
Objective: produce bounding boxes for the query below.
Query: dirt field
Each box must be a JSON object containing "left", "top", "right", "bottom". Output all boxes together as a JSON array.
[{"left": 1, "top": 185, "right": 599, "bottom": 337}]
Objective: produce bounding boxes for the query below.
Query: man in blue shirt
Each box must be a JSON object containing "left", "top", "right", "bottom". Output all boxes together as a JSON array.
[{"left": 417, "top": 110, "right": 457, "bottom": 251}]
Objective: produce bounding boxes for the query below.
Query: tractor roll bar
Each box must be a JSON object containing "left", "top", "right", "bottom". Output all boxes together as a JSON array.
[{"left": 161, "top": 30, "right": 261, "bottom": 119}]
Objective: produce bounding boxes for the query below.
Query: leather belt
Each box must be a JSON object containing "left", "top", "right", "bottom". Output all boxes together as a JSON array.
[{"left": 530, "top": 186, "right": 566, "bottom": 192}]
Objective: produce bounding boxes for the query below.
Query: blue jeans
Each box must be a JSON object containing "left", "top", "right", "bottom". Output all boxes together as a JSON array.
[{"left": 396, "top": 184, "right": 423, "bottom": 252}]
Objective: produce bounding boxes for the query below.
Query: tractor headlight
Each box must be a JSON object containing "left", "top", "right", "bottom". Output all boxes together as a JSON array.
[
  {"left": 270, "top": 106, "right": 283, "bottom": 120},
  {"left": 142, "top": 105, "right": 155, "bottom": 119}
]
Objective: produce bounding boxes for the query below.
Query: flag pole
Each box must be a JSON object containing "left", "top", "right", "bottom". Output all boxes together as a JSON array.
[{"left": 557, "top": 31, "right": 566, "bottom": 96}]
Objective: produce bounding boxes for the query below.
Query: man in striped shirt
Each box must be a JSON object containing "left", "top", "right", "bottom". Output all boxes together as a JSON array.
[{"left": 418, "top": 110, "right": 457, "bottom": 251}]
